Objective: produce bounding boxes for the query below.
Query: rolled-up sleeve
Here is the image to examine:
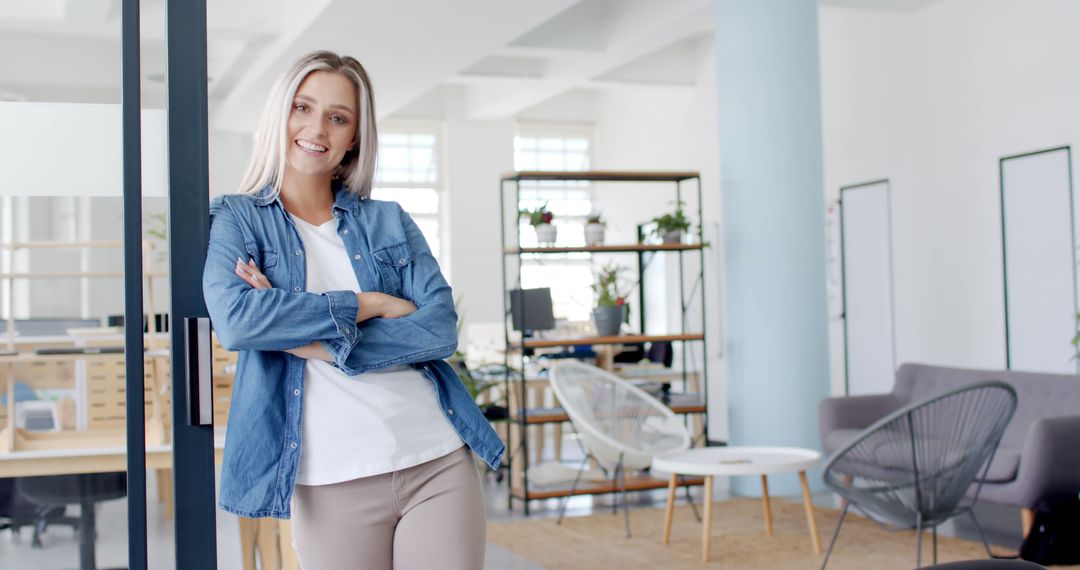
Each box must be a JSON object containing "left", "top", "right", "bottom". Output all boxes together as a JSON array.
[{"left": 320, "top": 290, "right": 363, "bottom": 367}]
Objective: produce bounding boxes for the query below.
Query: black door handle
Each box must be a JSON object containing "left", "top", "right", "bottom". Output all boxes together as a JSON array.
[{"left": 184, "top": 316, "right": 213, "bottom": 426}]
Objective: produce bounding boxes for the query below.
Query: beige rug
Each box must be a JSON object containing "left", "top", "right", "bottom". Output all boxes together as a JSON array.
[{"left": 488, "top": 498, "right": 1045, "bottom": 569}]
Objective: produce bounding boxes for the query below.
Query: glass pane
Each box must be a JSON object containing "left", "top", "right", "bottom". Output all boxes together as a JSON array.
[
  {"left": 520, "top": 263, "right": 594, "bottom": 322},
  {"left": 371, "top": 187, "right": 439, "bottom": 215},
  {"left": 413, "top": 217, "right": 441, "bottom": 260},
  {"left": 0, "top": 7, "right": 151, "bottom": 569}
]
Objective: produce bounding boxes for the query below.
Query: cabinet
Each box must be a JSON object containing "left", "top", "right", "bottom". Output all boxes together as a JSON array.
[{"left": 499, "top": 170, "right": 710, "bottom": 515}]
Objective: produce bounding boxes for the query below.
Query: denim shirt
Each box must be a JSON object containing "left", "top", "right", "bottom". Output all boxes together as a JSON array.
[{"left": 202, "top": 183, "right": 505, "bottom": 519}]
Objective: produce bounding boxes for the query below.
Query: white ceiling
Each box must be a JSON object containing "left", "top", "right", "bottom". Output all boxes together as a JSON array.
[{"left": 0, "top": 0, "right": 946, "bottom": 131}]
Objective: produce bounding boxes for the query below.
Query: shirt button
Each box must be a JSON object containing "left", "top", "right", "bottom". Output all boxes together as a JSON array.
[
  {"left": 293, "top": 286, "right": 301, "bottom": 292},
  {"left": 293, "top": 389, "right": 300, "bottom": 396},
  {"left": 447, "top": 408, "right": 454, "bottom": 416},
  {"left": 342, "top": 229, "right": 349, "bottom": 235},
  {"left": 295, "top": 250, "right": 302, "bottom": 256},
  {"left": 398, "top": 259, "right": 407, "bottom": 265},
  {"left": 290, "top": 442, "right": 297, "bottom": 449},
  {"left": 353, "top": 254, "right": 361, "bottom": 261}
]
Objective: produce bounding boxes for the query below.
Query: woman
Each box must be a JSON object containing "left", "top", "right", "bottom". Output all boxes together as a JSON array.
[{"left": 202, "top": 50, "right": 504, "bottom": 570}]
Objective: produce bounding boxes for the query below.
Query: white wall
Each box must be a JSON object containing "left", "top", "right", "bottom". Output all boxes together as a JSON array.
[{"left": 818, "top": 0, "right": 1080, "bottom": 393}]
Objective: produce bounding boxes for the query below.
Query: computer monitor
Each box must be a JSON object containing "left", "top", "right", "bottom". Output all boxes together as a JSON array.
[{"left": 509, "top": 288, "right": 555, "bottom": 335}]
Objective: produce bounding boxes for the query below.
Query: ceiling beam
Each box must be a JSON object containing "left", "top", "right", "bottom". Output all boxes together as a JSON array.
[{"left": 213, "top": 0, "right": 580, "bottom": 132}]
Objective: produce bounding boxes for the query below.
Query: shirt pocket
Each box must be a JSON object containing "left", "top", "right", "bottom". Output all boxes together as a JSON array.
[
  {"left": 372, "top": 242, "right": 412, "bottom": 298},
  {"left": 243, "top": 242, "right": 279, "bottom": 271}
]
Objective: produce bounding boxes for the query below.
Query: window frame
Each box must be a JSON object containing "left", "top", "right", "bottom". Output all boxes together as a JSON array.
[
  {"left": 372, "top": 120, "right": 447, "bottom": 264},
  {"left": 512, "top": 122, "right": 597, "bottom": 322}
]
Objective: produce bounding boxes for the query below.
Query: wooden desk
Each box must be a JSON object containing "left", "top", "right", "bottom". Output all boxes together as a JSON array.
[
  {"left": 0, "top": 437, "right": 225, "bottom": 478},
  {"left": 0, "top": 433, "right": 297, "bottom": 570},
  {"left": 0, "top": 347, "right": 291, "bottom": 570}
]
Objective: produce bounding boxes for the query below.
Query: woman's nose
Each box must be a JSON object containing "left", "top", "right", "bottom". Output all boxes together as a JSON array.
[{"left": 300, "top": 113, "right": 327, "bottom": 137}]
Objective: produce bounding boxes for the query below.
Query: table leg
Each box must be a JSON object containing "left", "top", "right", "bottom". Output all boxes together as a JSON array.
[
  {"left": 1021, "top": 508, "right": 1035, "bottom": 539},
  {"left": 256, "top": 517, "right": 281, "bottom": 570},
  {"left": 238, "top": 517, "right": 258, "bottom": 570},
  {"left": 662, "top": 473, "right": 677, "bottom": 545},
  {"left": 280, "top": 518, "right": 300, "bottom": 570},
  {"left": 799, "top": 470, "right": 822, "bottom": 555},
  {"left": 702, "top": 475, "right": 714, "bottom": 563},
  {"left": 761, "top": 474, "right": 774, "bottom": 537}
]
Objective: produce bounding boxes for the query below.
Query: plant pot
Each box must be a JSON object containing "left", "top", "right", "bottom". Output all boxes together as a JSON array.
[
  {"left": 592, "top": 305, "right": 625, "bottom": 337},
  {"left": 662, "top": 230, "right": 683, "bottom": 244},
  {"left": 534, "top": 223, "right": 557, "bottom": 245},
  {"left": 584, "top": 223, "right": 605, "bottom": 246}
]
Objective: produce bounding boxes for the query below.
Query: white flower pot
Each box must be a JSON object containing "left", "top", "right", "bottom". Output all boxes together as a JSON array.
[
  {"left": 534, "top": 223, "right": 557, "bottom": 245},
  {"left": 584, "top": 223, "right": 605, "bottom": 246},
  {"left": 662, "top": 230, "right": 683, "bottom": 244}
]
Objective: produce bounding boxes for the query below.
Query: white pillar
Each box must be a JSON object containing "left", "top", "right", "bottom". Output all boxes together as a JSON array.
[{"left": 716, "top": 0, "right": 830, "bottom": 495}]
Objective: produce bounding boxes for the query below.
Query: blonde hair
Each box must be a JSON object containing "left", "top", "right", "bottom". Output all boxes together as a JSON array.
[{"left": 237, "top": 50, "right": 378, "bottom": 199}]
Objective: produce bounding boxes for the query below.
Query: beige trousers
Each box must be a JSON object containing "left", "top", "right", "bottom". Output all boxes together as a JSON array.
[{"left": 291, "top": 446, "right": 486, "bottom": 570}]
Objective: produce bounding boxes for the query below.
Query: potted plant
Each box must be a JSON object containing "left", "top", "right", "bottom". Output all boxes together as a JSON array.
[
  {"left": 520, "top": 202, "right": 556, "bottom": 245},
  {"left": 449, "top": 298, "right": 508, "bottom": 423},
  {"left": 591, "top": 262, "right": 627, "bottom": 337},
  {"left": 649, "top": 200, "right": 692, "bottom": 244},
  {"left": 584, "top": 212, "right": 605, "bottom": 246}
]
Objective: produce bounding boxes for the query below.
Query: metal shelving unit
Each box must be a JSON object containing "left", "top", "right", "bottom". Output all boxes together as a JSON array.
[{"left": 499, "top": 170, "right": 709, "bottom": 515}]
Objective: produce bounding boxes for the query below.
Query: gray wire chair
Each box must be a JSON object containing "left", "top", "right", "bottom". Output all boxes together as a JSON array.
[{"left": 820, "top": 381, "right": 1018, "bottom": 569}]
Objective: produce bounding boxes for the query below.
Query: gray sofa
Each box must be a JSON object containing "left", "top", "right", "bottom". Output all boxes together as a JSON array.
[{"left": 820, "top": 362, "right": 1080, "bottom": 528}]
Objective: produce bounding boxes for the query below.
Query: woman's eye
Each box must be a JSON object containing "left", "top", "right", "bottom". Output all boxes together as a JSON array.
[
  {"left": 293, "top": 103, "right": 308, "bottom": 112},
  {"left": 330, "top": 115, "right": 347, "bottom": 125}
]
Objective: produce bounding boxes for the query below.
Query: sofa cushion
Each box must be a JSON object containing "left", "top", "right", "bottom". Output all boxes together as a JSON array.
[
  {"left": 894, "top": 363, "right": 1080, "bottom": 449},
  {"left": 980, "top": 448, "right": 1020, "bottom": 483},
  {"left": 824, "top": 425, "right": 1021, "bottom": 485},
  {"left": 824, "top": 428, "right": 863, "bottom": 456}
]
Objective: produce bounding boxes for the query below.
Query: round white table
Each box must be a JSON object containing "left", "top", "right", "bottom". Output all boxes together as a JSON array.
[{"left": 651, "top": 446, "right": 823, "bottom": 563}]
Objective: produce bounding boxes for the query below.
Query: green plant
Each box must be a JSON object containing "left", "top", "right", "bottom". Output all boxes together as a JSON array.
[
  {"left": 649, "top": 200, "right": 691, "bottom": 239},
  {"left": 519, "top": 202, "right": 554, "bottom": 227},
  {"left": 591, "top": 262, "right": 627, "bottom": 307},
  {"left": 448, "top": 296, "right": 506, "bottom": 418},
  {"left": 586, "top": 212, "right": 605, "bottom": 225}
]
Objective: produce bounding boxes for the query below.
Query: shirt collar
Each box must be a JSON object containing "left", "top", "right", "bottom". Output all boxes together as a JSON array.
[{"left": 250, "top": 179, "right": 359, "bottom": 214}]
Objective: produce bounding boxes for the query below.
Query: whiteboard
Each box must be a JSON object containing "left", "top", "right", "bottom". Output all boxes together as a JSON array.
[
  {"left": 1001, "top": 147, "right": 1077, "bottom": 374},
  {"left": 841, "top": 180, "right": 896, "bottom": 395}
]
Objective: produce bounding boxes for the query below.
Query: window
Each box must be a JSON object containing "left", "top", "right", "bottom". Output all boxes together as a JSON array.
[
  {"left": 513, "top": 126, "right": 594, "bottom": 322},
  {"left": 371, "top": 127, "right": 443, "bottom": 260}
]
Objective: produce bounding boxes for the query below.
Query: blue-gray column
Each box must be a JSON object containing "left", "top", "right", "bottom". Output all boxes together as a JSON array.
[{"left": 716, "top": 0, "right": 830, "bottom": 495}]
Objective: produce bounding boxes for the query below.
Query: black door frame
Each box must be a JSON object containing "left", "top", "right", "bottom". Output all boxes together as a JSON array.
[
  {"left": 165, "top": 0, "right": 218, "bottom": 568},
  {"left": 122, "top": 0, "right": 217, "bottom": 568},
  {"left": 120, "top": 0, "right": 147, "bottom": 568}
]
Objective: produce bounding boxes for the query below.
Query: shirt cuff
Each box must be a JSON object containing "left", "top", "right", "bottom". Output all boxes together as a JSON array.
[{"left": 321, "top": 290, "right": 362, "bottom": 372}]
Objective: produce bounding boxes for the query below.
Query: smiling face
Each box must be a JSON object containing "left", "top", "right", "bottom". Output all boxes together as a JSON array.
[{"left": 283, "top": 70, "right": 359, "bottom": 183}]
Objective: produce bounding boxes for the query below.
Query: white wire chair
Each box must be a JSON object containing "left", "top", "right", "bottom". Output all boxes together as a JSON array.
[{"left": 548, "top": 361, "right": 692, "bottom": 537}]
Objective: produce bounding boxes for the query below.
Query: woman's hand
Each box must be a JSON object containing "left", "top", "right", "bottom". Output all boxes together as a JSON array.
[{"left": 235, "top": 258, "right": 271, "bottom": 290}]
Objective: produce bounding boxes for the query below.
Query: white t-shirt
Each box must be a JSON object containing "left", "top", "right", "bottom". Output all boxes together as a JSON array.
[{"left": 289, "top": 214, "right": 462, "bottom": 486}]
